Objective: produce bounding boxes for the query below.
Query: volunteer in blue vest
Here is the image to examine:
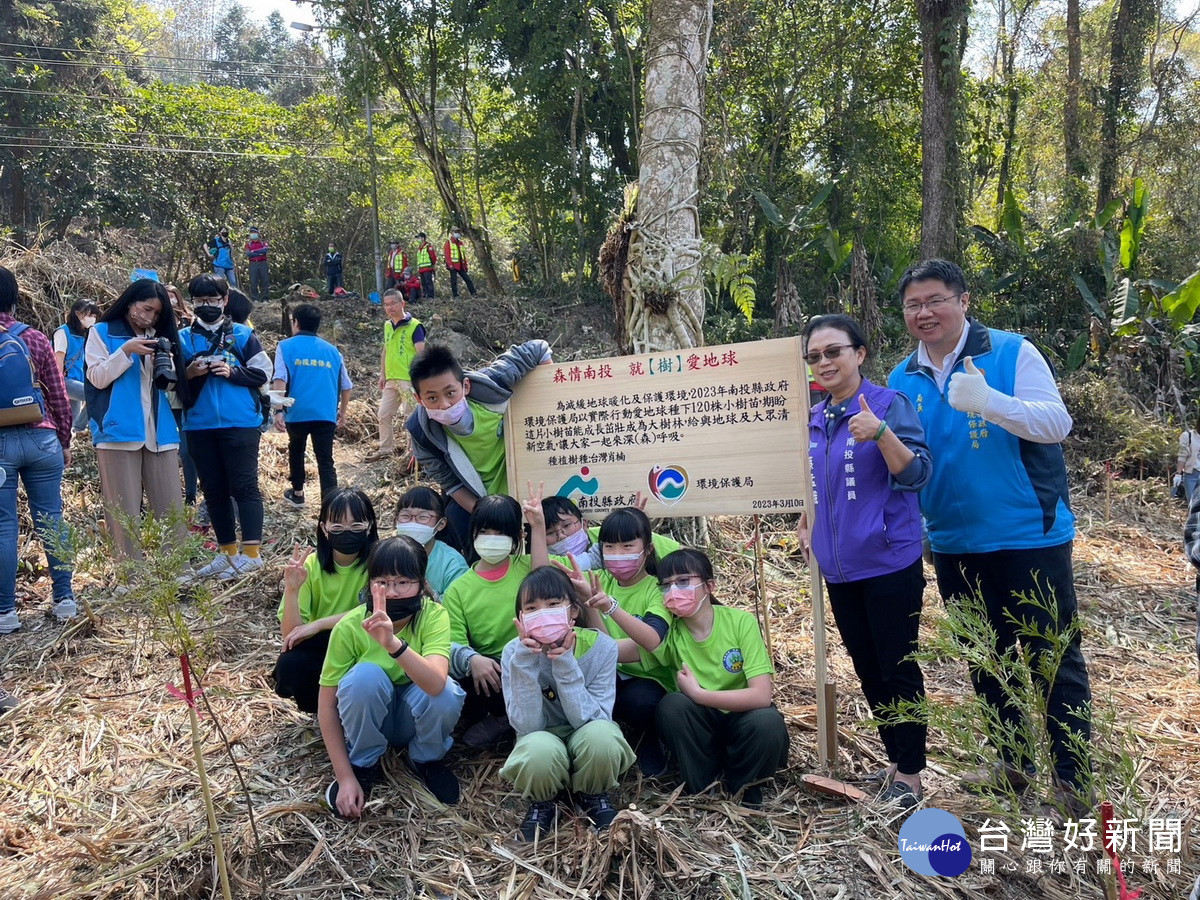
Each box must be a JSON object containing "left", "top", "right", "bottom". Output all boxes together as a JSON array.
[
  {"left": 272, "top": 303, "right": 353, "bottom": 506},
  {"left": 207, "top": 228, "right": 237, "bottom": 286},
  {"left": 54, "top": 299, "right": 101, "bottom": 432},
  {"left": 365, "top": 289, "right": 426, "bottom": 463},
  {"left": 887, "top": 258, "right": 1093, "bottom": 818},
  {"left": 85, "top": 279, "right": 188, "bottom": 558},
  {"left": 414, "top": 233, "right": 437, "bottom": 299},
  {"left": 178, "top": 274, "right": 273, "bottom": 582},
  {"left": 798, "top": 314, "right": 932, "bottom": 809},
  {"left": 443, "top": 228, "right": 477, "bottom": 299}
]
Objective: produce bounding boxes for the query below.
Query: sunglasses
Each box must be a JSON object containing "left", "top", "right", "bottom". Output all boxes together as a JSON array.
[{"left": 803, "top": 344, "right": 857, "bottom": 366}]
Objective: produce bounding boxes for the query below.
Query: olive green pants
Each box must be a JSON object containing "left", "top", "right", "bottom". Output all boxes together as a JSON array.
[{"left": 500, "top": 720, "right": 634, "bottom": 801}]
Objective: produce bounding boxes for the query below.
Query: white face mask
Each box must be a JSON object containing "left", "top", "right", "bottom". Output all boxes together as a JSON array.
[
  {"left": 474, "top": 535, "right": 513, "bottom": 564},
  {"left": 396, "top": 522, "right": 437, "bottom": 545},
  {"left": 80, "top": 316, "right": 97, "bottom": 329},
  {"left": 427, "top": 396, "right": 468, "bottom": 426}
]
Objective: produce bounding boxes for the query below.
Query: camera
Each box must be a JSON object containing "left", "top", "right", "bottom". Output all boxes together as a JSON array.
[{"left": 152, "top": 338, "right": 178, "bottom": 389}]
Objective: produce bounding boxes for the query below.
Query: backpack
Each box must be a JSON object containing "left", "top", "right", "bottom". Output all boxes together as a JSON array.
[{"left": 0, "top": 323, "right": 47, "bottom": 427}]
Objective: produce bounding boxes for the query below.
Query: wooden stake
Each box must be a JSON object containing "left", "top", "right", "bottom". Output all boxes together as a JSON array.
[
  {"left": 809, "top": 560, "right": 838, "bottom": 766},
  {"left": 178, "top": 655, "right": 232, "bottom": 900},
  {"left": 751, "top": 514, "right": 774, "bottom": 658}
]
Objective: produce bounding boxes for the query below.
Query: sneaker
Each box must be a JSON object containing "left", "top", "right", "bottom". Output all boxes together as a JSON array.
[
  {"left": 407, "top": 757, "right": 460, "bottom": 805},
  {"left": 193, "top": 502, "right": 210, "bottom": 528},
  {"left": 635, "top": 738, "right": 668, "bottom": 778},
  {"left": 218, "top": 553, "right": 265, "bottom": 581},
  {"left": 325, "top": 761, "right": 382, "bottom": 819},
  {"left": 179, "top": 553, "right": 235, "bottom": 584},
  {"left": 51, "top": 597, "right": 78, "bottom": 621},
  {"left": 0, "top": 683, "right": 17, "bottom": 715},
  {"left": 0, "top": 611, "right": 20, "bottom": 635},
  {"left": 283, "top": 489, "right": 305, "bottom": 508},
  {"left": 575, "top": 792, "right": 618, "bottom": 830},
  {"left": 961, "top": 761, "right": 1034, "bottom": 795},
  {"left": 878, "top": 780, "right": 922, "bottom": 810},
  {"left": 517, "top": 800, "right": 559, "bottom": 843},
  {"left": 462, "top": 713, "right": 511, "bottom": 749}
]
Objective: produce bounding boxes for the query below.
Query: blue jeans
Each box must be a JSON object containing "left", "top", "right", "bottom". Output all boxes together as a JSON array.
[
  {"left": 337, "top": 661, "right": 465, "bottom": 767},
  {"left": 0, "top": 427, "right": 74, "bottom": 614},
  {"left": 1184, "top": 471, "right": 1199, "bottom": 502},
  {"left": 213, "top": 265, "right": 238, "bottom": 287},
  {"left": 65, "top": 378, "right": 88, "bottom": 431}
]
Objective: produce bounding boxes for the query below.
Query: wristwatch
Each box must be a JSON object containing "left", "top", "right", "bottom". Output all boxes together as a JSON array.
[{"left": 389, "top": 640, "right": 409, "bottom": 659}]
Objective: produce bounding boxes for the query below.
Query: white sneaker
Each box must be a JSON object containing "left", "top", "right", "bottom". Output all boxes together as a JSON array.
[
  {"left": 51, "top": 597, "right": 78, "bottom": 621},
  {"left": 0, "top": 611, "right": 20, "bottom": 634},
  {"left": 218, "top": 553, "right": 265, "bottom": 581},
  {"left": 178, "top": 553, "right": 236, "bottom": 584}
]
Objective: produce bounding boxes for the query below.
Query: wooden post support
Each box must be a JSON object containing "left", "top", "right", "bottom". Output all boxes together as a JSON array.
[
  {"left": 751, "top": 514, "right": 774, "bottom": 659},
  {"left": 809, "top": 558, "right": 838, "bottom": 766}
]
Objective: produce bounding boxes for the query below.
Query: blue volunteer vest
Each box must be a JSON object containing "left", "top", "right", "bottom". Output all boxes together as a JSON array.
[
  {"left": 888, "top": 322, "right": 1074, "bottom": 554},
  {"left": 56, "top": 325, "right": 87, "bottom": 382},
  {"left": 85, "top": 321, "right": 179, "bottom": 446},
  {"left": 278, "top": 332, "right": 344, "bottom": 424},
  {"left": 178, "top": 322, "right": 262, "bottom": 430}
]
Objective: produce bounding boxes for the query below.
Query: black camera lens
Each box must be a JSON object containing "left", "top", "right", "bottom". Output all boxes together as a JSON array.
[{"left": 153, "top": 339, "right": 177, "bottom": 389}]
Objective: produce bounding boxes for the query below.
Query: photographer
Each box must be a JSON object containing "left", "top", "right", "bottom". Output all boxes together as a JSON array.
[
  {"left": 178, "top": 274, "right": 272, "bottom": 581},
  {"left": 85, "top": 279, "right": 187, "bottom": 558}
]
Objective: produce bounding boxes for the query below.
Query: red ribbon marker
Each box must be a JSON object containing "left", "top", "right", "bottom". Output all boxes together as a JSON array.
[
  {"left": 1100, "top": 800, "right": 1143, "bottom": 900},
  {"left": 167, "top": 652, "right": 204, "bottom": 711}
]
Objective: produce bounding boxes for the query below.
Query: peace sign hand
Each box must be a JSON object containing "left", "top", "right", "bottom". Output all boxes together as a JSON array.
[
  {"left": 551, "top": 553, "right": 591, "bottom": 603},
  {"left": 521, "top": 480, "right": 546, "bottom": 530},
  {"left": 283, "top": 543, "right": 312, "bottom": 591}
]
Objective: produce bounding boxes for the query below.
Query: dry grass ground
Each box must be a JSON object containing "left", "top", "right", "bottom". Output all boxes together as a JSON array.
[{"left": 0, "top": 292, "right": 1197, "bottom": 899}]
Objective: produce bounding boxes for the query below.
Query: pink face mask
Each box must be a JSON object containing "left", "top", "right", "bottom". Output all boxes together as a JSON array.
[
  {"left": 663, "top": 584, "right": 704, "bottom": 618},
  {"left": 604, "top": 551, "right": 645, "bottom": 580},
  {"left": 427, "top": 396, "right": 468, "bottom": 426},
  {"left": 521, "top": 605, "right": 573, "bottom": 645}
]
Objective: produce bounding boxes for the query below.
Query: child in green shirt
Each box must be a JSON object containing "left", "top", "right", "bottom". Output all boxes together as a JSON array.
[
  {"left": 393, "top": 486, "right": 468, "bottom": 600},
  {"left": 318, "top": 537, "right": 466, "bottom": 817},
  {"left": 625, "top": 548, "right": 790, "bottom": 806},
  {"left": 443, "top": 489, "right": 550, "bottom": 747},
  {"left": 274, "top": 488, "right": 379, "bottom": 713},
  {"left": 500, "top": 566, "right": 633, "bottom": 843}
]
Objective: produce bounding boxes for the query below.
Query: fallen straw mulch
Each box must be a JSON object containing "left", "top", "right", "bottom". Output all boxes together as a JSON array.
[{"left": 1, "top": 297, "right": 1197, "bottom": 898}]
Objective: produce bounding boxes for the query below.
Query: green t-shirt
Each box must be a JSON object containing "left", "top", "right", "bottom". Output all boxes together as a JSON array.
[
  {"left": 447, "top": 399, "right": 508, "bottom": 495},
  {"left": 653, "top": 605, "right": 774, "bottom": 706},
  {"left": 443, "top": 555, "right": 534, "bottom": 658},
  {"left": 276, "top": 554, "right": 367, "bottom": 623},
  {"left": 426, "top": 539, "right": 469, "bottom": 600},
  {"left": 597, "top": 570, "right": 676, "bottom": 691},
  {"left": 319, "top": 598, "right": 452, "bottom": 688}
]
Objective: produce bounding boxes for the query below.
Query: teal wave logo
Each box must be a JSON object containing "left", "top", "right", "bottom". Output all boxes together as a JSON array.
[
  {"left": 648, "top": 465, "right": 688, "bottom": 506},
  {"left": 557, "top": 465, "right": 599, "bottom": 498}
]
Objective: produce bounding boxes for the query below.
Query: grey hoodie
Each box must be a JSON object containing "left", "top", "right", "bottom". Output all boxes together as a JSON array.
[{"left": 501, "top": 627, "right": 618, "bottom": 736}]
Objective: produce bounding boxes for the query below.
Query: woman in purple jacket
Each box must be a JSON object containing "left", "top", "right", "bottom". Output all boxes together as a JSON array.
[{"left": 798, "top": 314, "right": 932, "bottom": 808}]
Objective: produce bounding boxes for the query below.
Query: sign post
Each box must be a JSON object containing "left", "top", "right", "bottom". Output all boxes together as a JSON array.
[{"left": 506, "top": 337, "right": 837, "bottom": 764}]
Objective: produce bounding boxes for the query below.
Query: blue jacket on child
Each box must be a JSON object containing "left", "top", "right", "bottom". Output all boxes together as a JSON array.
[{"left": 179, "top": 320, "right": 270, "bottom": 431}]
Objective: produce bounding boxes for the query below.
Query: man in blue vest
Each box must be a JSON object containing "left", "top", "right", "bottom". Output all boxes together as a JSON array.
[
  {"left": 272, "top": 303, "right": 352, "bottom": 506},
  {"left": 888, "top": 259, "right": 1092, "bottom": 818}
]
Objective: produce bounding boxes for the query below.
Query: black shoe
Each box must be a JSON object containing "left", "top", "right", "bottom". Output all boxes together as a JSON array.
[
  {"left": 283, "top": 489, "right": 305, "bottom": 508},
  {"left": 576, "top": 792, "right": 618, "bottom": 830},
  {"left": 518, "top": 800, "right": 559, "bottom": 842},
  {"left": 407, "top": 757, "right": 460, "bottom": 804},
  {"left": 636, "top": 738, "right": 668, "bottom": 778},
  {"left": 324, "top": 761, "right": 381, "bottom": 818}
]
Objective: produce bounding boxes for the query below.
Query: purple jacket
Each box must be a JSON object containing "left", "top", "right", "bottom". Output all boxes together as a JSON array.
[{"left": 808, "top": 378, "right": 930, "bottom": 583}]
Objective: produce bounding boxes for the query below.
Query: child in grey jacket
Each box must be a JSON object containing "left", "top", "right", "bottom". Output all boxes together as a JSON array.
[{"left": 499, "top": 566, "right": 633, "bottom": 843}]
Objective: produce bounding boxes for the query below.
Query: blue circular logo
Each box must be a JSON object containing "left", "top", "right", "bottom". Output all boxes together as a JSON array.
[
  {"left": 722, "top": 648, "right": 744, "bottom": 673},
  {"left": 897, "top": 808, "right": 972, "bottom": 877}
]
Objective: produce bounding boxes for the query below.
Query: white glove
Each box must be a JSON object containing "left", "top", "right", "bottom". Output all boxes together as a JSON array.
[{"left": 947, "top": 356, "right": 996, "bottom": 414}]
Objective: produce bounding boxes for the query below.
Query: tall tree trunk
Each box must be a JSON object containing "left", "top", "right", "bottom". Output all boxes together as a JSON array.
[
  {"left": 1062, "top": 0, "right": 1087, "bottom": 215},
  {"left": 1096, "top": 0, "right": 1157, "bottom": 212},
  {"left": 624, "top": 0, "right": 713, "bottom": 353},
  {"left": 917, "top": 0, "right": 970, "bottom": 261}
]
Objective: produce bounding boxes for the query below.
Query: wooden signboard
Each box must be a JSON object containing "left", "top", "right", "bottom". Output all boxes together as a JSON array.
[{"left": 505, "top": 337, "right": 810, "bottom": 517}]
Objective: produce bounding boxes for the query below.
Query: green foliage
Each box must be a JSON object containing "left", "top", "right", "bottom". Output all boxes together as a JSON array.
[
  {"left": 704, "top": 248, "right": 757, "bottom": 324},
  {"left": 1059, "top": 374, "right": 1175, "bottom": 476},
  {"left": 1119, "top": 177, "right": 1149, "bottom": 273}
]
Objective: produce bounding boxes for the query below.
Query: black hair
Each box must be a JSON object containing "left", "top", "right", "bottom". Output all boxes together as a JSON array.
[
  {"left": 382, "top": 288, "right": 403, "bottom": 302},
  {"left": 363, "top": 537, "right": 431, "bottom": 611},
  {"left": 514, "top": 565, "right": 588, "bottom": 622},
  {"left": 542, "top": 495, "right": 583, "bottom": 526},
  {"left": 657, "top": 548, "right": 721, "bottom": 604},
  {"left": 188, "top": 273, "right": 229, "bottom": 300},
  {"left": 99, "top": 279, "right": 180, "bottom": 344},
  {"left": 0, "top": 267, "right": 17, "bottom": 313},
  {"left": 225, "top": 287, "right": 253, "bottom": 324},
  {"left": 598, "top": 507, "right": 658, "bottom": 577},
  {"left": 898, "top": 258, "right": 968, "bottom": 300},
  {"left": 416, "top": 231, "right": 427, "bottom": 240},
  {"left": 291, "top": 303, "right": 321, "bottom": 333},
  {"left": 67, "top": 299, "right": 102, "bottom": 336},
  {"left": 396, "top": 485, "right": 446, "bottom": 520},
  {"left": 802, "top": 314, "right": 871, "bottom": 359},
  {"left": 409, "top": 344, "right": 465, "bottom": 393},
  {"left": 470, "top": 494, "right": 524, "bottom": 548},
  {"left": 316, "top": 487, "right": 379, "bottom": 574}
]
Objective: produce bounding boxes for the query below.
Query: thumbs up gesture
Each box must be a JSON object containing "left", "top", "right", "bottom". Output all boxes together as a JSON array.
[
  {"left": 847, "top": 394, "right": 885, "bottom": 442},
  {"left": 947, "top": 356, "right": 993, "bottom": 414}
]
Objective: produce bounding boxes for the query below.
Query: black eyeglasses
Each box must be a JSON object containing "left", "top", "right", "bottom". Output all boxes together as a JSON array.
[
  {"left": 803, "top": 344, "right": 856, "bottom": 366},
  {"left": 902, "top": 293, "right": 962, "bottom": 314}
]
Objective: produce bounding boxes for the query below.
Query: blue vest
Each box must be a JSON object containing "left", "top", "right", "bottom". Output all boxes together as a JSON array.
[
  {"left": 888, "top": 322, "right": 1074, "bottom": 554},
  {"left": 56, "top": 325, "right": 87, "bottom": 382},
  {"left": 86, "top": 322, "right": 179, "bottom": 447},
  {"left": 278, "top": 332, "right": 344, "bottom": 423},
  {"left": 179, "top": 322, "right": 261, "bottom": 430},
  {"left": 212, "top": 238, "right": 234, "bottom": 269}
]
